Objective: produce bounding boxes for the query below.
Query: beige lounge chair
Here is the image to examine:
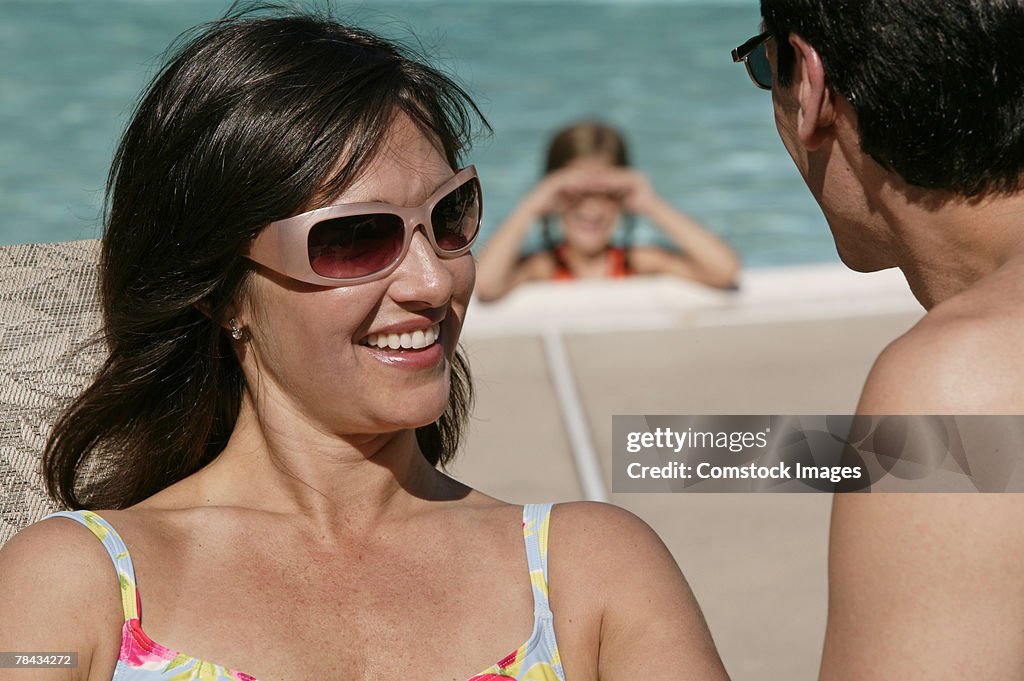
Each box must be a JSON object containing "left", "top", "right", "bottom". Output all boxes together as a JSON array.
[{"left": 0, "top": 239, "right": 104, "bottom": 546}]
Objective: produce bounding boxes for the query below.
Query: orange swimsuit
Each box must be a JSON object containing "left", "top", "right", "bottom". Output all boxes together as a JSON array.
[{"left": 551, "top": 244, "right": 631, "bottom": 280}]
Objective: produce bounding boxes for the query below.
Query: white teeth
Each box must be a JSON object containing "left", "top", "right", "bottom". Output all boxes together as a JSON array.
[{"left": 362, "top": 323, "right": 440, "bottom": 350}]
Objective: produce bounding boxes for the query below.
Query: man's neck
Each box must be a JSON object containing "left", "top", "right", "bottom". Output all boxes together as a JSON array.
[{"left": 879, "top": 186, "right": 1024, "bottom": 309}]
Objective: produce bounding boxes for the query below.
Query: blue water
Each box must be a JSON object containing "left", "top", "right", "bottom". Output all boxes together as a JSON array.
[{"left": 0, "top": 0, "right": 838, "bottom": 267}]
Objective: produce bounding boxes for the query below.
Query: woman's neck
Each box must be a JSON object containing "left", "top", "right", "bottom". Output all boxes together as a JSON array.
[{"left": 161, "top": 392, "right": 459, "bottom": 537}]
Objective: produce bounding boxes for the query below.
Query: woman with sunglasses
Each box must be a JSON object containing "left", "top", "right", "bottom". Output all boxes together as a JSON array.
[
  {"left": 476, "top": 121, "right": 741, "bottom": 302},
  {"left": 0, "top": 8, "right": 728, "bottom": 681}
]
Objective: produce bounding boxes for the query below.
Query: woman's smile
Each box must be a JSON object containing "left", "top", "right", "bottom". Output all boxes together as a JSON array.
[
  {"left": 360, "top": 322, "right": 441, "bottom": 350},
  {"left": 357, "top": 321, "right": 446, "bottom": 369}
]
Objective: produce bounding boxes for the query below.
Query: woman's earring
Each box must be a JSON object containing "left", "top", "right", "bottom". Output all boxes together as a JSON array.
[{"left": 229, "top": 318, "right": 244, "bottom": 341}]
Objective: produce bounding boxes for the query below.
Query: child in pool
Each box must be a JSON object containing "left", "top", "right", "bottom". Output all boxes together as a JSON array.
[{"left": 476, "top": 121, "right": 741, "bottom": 301}]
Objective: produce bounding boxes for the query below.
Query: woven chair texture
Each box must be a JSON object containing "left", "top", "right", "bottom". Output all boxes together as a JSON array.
[{"left": 0, "top": 240, "right": 104, "bottom": 546}]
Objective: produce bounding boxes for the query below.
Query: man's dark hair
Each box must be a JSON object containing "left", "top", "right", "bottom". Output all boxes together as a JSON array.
[{"left": 762, "top": 0, "right": 1024, "bottom": 196}]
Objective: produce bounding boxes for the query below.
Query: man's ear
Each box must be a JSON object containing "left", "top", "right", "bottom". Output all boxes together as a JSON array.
[{"left": 789, "top": 32, "right": 836, "bottom": 150}]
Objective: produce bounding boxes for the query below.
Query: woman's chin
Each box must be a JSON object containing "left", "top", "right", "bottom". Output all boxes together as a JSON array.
[{"left": 378, "top": 393, "right": 450, "bottom": 433}]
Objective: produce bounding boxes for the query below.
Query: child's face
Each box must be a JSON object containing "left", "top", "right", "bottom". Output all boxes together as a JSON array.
[{"left": 558, "top": 157, "right": 624, "bottom": 256}]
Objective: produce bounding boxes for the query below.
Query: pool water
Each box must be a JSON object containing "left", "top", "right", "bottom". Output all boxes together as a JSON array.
[{"left": 0, "top": 0, "right": 838, "bottom": 267}]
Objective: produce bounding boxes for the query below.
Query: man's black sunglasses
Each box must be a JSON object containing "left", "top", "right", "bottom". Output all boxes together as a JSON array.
[{"left": 732, "top": 30, "right": 773, "bottom": 91}]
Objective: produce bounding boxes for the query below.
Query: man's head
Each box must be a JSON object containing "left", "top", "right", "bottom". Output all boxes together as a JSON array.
[
  {"left": 762, "top": 0, "right": 1024, "bottom": 195},
  {"left": 752, "top": 0, "right": 1024, "bottom": 269}
]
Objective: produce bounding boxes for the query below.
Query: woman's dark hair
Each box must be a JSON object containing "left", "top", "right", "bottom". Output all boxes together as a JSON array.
[
  {"left": 762, "top": 0, "right": 1024, "bottom": 196},
  {"left": 43, "top": 5, "right": 488, "bottom": 509},
  {"left": 540, "top": 120, "right": 636, "bottom": 269}
]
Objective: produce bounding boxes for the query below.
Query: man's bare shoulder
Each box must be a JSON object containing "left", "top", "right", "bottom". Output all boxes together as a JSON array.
[{"left": 857, "top": 285, "right": 1024, "bottom": 414}]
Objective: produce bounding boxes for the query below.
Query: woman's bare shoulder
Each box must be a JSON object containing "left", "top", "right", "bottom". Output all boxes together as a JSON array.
[
  {"left": 0, "top": 514, "right": 121, "bottom": 598},
  {"left": 0, "top": 515, "right": 125, "bottom": 678},
  {"left": 549, "top": 501, "right": 672, "bottom": 573},
  {"left": 550, "top": 500, "right": 653, "bottom": 532},
  {"left": 547, "top": 501, "right": 681, "bottom": 616},
  {"left": 548, "top": 502, "right": 729, "bottom": 681}
]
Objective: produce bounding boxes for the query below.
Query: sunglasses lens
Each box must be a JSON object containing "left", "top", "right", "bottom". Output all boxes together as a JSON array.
[
  {"left": 300, "top": 174, "right": 480, "bottom": 281},
  {"left": 307, "top": 213, "right": 404, "bottom": 279},
  {"left": 430, "top": 178, "right": 481, "bottom": 251},
  {"left": 749, "top": 42, "right": 772, "bottom": 89}
]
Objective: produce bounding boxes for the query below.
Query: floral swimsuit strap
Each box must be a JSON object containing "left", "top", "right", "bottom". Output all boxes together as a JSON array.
[
  {"left": 523, "top": 503, "right": 554, "bottom": 619},
  {"left": 43, "top": 510, "right": 255, "bottom": 681},
  {"left": 46, "top": 510, "right": 141, "bottom": 620},
  {"left": 472, "top": 503, "right": 566, "bottom": 681}
]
